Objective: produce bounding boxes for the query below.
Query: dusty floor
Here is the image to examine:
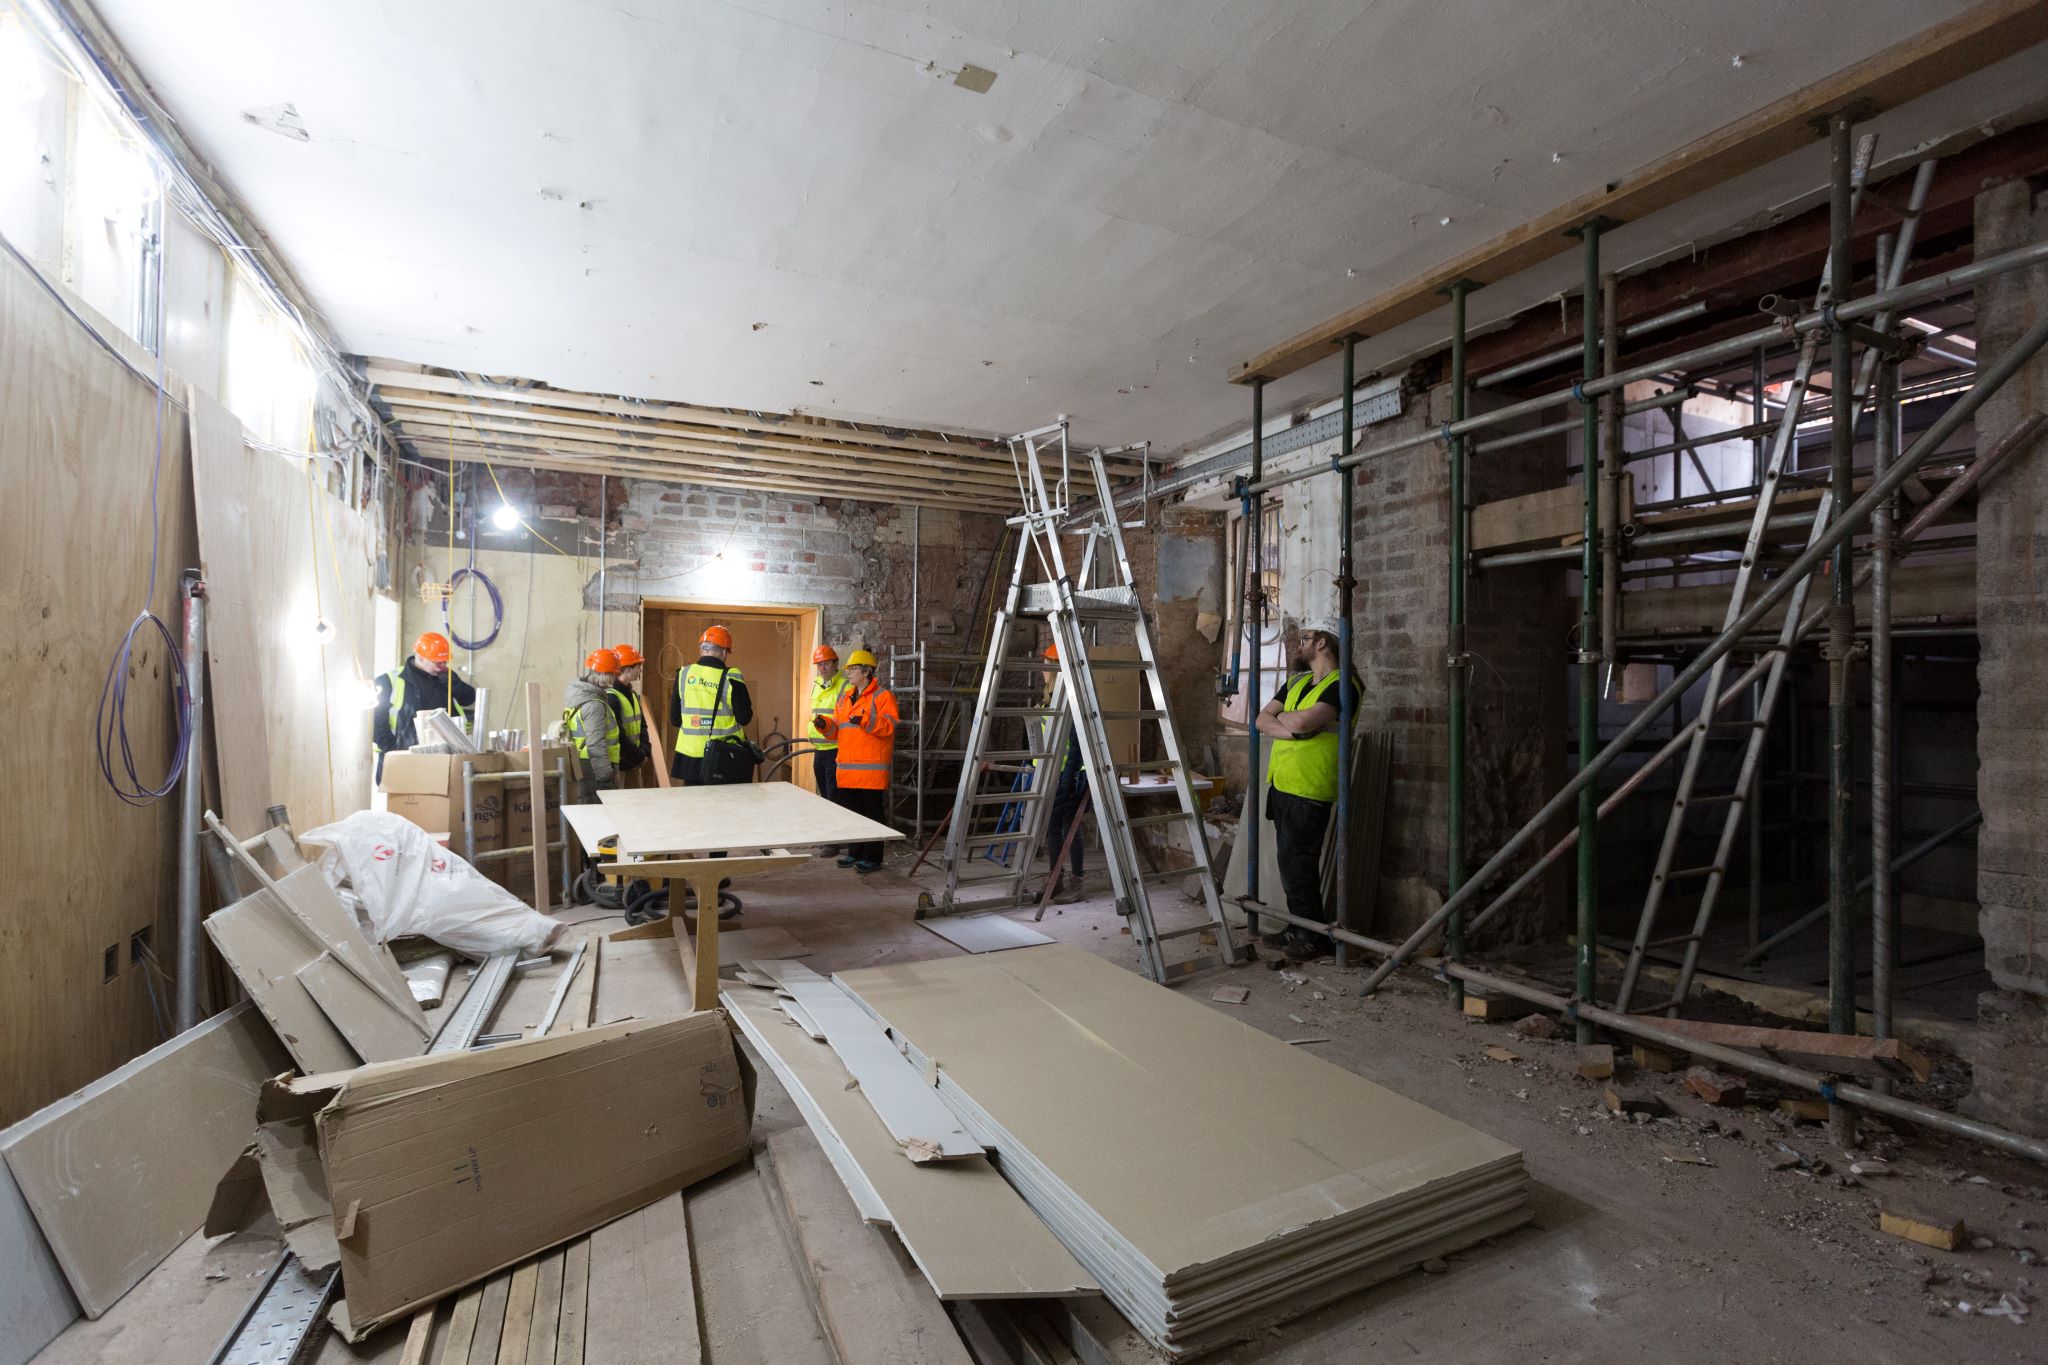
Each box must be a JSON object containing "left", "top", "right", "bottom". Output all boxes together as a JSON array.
[
  {"left": 708, "top": 846, "right": 2046, "bottom": 1364},
  {"left": 37, "top": 843, "right": 2045, "bottom": 1365}
]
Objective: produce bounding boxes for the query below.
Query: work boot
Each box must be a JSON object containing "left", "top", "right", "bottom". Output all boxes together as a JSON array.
[
  {"left": 1259, "top": 928, "right": 1294, "bottom": 948},
  {"left": 836, "top": 855, "right": 858, "bottom": 869},
  {"left": 1282, "top": 929, "right": 1331, "bottom": 961},
  {"left": 817, "top": 844, "right": 842, "bottom": 858},
  {"left": 1052, "top": 872, "right": 1083, "bottom": 905}
]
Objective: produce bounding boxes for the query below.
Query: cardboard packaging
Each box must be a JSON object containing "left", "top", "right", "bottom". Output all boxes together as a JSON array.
[
  {"left": 211, "top": 1012, "right": 754, "bottom": 1340},
  {"left": 378, "top": 752, "right": 510, "bottom": 849}
]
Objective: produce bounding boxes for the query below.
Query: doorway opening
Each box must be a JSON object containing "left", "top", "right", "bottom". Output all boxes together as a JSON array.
[{"left": 640, "top": 600, "right": 822, "bottom": 789}]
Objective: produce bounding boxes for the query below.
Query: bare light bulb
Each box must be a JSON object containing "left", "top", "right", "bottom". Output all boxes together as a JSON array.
[{"left": 491, "top": 503, "right": 521, "bottom": 531}]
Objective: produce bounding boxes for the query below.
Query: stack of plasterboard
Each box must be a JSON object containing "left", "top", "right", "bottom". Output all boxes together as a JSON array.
[{"left": 835, "top": 945, "right": 1529, "bottom": 1356}]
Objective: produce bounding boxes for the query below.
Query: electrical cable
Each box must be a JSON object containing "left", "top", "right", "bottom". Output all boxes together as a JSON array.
[
  {"left": 445, "top": 565, "right": 504, "bottom": 650},
  {"left": 93, "top": 168, "right": 192, "bottom": 807}
]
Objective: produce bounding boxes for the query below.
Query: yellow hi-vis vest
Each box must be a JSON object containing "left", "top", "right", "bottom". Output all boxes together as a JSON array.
[
  {"left": 383, "top": 670, "right": 464, "bottom": 738},
  {"left": 675, "top": 662, "right": 745, "bottom": 758},
  {"left": 809, "top": 670, "right": 848, "bottom": 752},
  {"left": 564, "top": 699, "right": 621, "bottom": 766},
  {"left": 606, "top": 686, "right": 644, "bottom": 749},
  {"left": 1268, "top": 671, "right": 1342, "bottom": 802}
]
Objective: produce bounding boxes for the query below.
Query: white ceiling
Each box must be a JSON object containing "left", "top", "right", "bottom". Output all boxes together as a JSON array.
[{"left": 90, "top": 0, "right": 2048, "bottom": 453}]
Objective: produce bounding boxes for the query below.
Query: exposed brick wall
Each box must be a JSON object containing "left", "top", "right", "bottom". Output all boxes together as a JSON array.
[{"left": 1968, "top": 180, "right": 2048, "bottom": 1136}]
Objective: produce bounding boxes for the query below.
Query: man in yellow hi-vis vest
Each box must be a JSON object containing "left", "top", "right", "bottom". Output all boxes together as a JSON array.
[
  {"left": 373, "top": 630, "right": 475, "bottom": 781},
  {"left": 808, "top": 644, "right": 851, "bottom": 856},
  {"left": 670, "top": 624, "right": 754, "bottom": 785},
  {"left": 1253, "top": 617, "right": 1360, "bottom": 960}
]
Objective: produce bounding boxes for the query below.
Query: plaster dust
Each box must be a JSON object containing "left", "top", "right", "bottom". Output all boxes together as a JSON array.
[{"left": 87, "top": 2, "right": 2048, "bottom": 452}]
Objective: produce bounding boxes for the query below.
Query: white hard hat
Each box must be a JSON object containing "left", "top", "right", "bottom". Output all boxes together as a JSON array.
[{"left": 1300, "top": 616, "right": 1342, "bottom": 639}]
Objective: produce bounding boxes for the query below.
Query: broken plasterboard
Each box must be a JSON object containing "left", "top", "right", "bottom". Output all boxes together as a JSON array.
[
  {"left": 919, "top": 913, "right": 1054, "bottom": 954},
  {"left": 2, "top": 1003, "right": 290, "bottom": 1318}
]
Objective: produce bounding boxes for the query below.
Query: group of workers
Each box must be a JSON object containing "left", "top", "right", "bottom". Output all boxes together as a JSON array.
[{"left": 375, "top": 611, "right": 1353, "bottom": 952}]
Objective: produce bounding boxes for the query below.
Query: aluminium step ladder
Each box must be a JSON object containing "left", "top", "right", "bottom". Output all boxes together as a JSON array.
[
  {"left": 935, "top": 422, "right": 1237, "bottom": 983},
  {"left": 1614, "top": 134, "right": 1919, "bottom": 1015}
]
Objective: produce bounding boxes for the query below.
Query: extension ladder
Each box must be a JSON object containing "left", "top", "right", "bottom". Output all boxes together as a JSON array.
[
  {"left": 937, "top": 423, "right": 1237, "bottom": 982},
  {"left": 1614, "top": 134, "right": 1921, "bottom": 1014}
]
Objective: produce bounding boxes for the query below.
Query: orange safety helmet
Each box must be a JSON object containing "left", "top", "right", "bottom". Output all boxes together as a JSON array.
[
  {"left": 611, "top": 643, "right": 644, "bottom": 666},
  {"left": 413, "top": 631, "right": 452, "bottom": 664},
  {"left": 812, "top": 644, "right": 839, "bottom": 666},
  {"left": 700, "top": 624, "right": 734, "bottom": 650},
  {"left": 585, "top": 648, "right": 621, "bottom": 674},
  {"left": 1041, "top": 641, "right": 1059, "bottom": 661}
]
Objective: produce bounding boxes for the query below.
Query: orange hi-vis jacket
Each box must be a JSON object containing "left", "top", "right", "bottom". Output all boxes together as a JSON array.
[{"left": 824, "top": 679, "right": 898, "bottom": 790}]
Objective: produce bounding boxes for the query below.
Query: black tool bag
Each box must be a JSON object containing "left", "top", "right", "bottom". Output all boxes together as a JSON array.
[{"left": 701, "top": 669, "right": 764, "bottom": 783}]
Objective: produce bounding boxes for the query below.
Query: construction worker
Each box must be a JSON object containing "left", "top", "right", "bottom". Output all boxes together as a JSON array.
[
  {"left": 807, "top": 644, "right": 851, "bottom": 857},
  {"left": 1254, "top": 617, "right": 1362, "bottom": 961},
  {"left": 373, "top": 631, "right": 475, "bottom": 780},
  {"left": 606, "top": 644, "right": 648, "bottom": 787},
  {"left": 814, "top": 648, "right": 896, "bottom": 872},
  {"left": 564, "top": 649, "right": 623, "bottom": 805},
  {"left": 1038, "top": 641, "right": 1086, "bottom": 904},
  {"left": 671, "top": 624, "right": 753, "bottom": 785}
]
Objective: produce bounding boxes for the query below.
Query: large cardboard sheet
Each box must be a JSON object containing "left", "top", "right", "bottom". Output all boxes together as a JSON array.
[
  {"left": 1, "top": 1003, "right": 290, "bottom": 1317},
  {"left": 598, "top": 783, "right": 901, "bottom": 856},
  {"left": 836, "top": 945, "right": 1524, "bottom": 1283}
]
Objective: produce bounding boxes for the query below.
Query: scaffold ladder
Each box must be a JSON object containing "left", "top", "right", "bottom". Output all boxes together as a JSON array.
[
  {"left": 938, "top": 422, "right": 1236, "bottom": 982},
  {"left": 1615, "top": 135, "right": 1926, "bottom": 1015}
]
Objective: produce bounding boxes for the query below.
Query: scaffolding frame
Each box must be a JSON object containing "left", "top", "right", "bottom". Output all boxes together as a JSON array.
[{"left": 1207, "top": 112, "right": 2048, "bottom": 1161}]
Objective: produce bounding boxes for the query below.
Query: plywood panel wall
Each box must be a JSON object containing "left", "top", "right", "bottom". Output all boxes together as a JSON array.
[
  {"left": 0, "top": 250, "right": 195, "bottom": 1124},
  {"left": 190, "top": 388, "right": 379, "bottom": 834}
]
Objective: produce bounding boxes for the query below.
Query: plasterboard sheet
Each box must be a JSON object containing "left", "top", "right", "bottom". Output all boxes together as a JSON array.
[
  {"left": 918, "top": 913, "right": 1054, "bottom": 954},
  {"left": 834, "top": 946, "right": 1525, "bottom": 1301},
  {"left": 269, "top": 864, "right": 423, "bottom": 1027},
  {"left": 298, "top": 952, "right": 429, "bottom": 1063},
  {"left": 1, "top": 1003, "right": 290, "bottom": 1317},
  {"left": 0, "top": 1158, "right": 77, "bottom": 1365},
  {"left": 749, "top": 962, "right": 979, "bottom": 1161},
  {"left": 598, "top": 784, "right": 901, "bottom": 857},
  {"left": 723, "top": 986, "right": 1095, "bottom": 1301},
  {"left": 204, "top": 897, "right": 360, "bottom": 1074}
]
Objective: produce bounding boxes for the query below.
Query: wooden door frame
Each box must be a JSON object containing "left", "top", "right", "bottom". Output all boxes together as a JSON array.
[{"left": 639, "top": 598, "right": 822, "bottom": 787}]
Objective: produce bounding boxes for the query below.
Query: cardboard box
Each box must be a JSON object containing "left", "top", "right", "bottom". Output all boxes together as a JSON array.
[
  {"left": 217, "top": 1013, "right": 754, "bottom": 1341},
  {"left": 379, "top": 752, "right": 510, "bottom": 850}
]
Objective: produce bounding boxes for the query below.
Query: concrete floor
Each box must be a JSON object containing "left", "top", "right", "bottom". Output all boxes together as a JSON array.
[{"left": 713, "top": 847, "right": 2047, "bottom": 1363}]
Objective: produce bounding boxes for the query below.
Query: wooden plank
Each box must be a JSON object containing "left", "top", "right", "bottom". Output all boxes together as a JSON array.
[
  {"left": 467, "top": 1274, "right": 511, "bottom": 1365},
  {"left": 555, "top": 1239, "right": 590, "bottom": 1365},
  {"left": 764, "top": 1127, "right": 974, "bottom": 1365},
  {"left": 639, "top": 712, "right": 674, "bottom": 790},
  {"left": 525, "top": 684, "right": 553, "bottom": 911},
  {"left": 1472, "top": 480, "right": 1634, "bottom": 553},
  {"left": 496, "top": 1262, "right": 538, "bottom": 1365},
  {"left": 583, "top": 1196, "right": 703, "bottom": 1365},
  {"left": 685, "top": 1168, "right": 834, "bottom": 1365},
  {"left": 1229, "top": 0, "right": 2048, "bottom": 383},
  {"left": 440, "top": 1286, "right": 484, "bottom": 1365},
  {"left": 297, "top": 952, "right": 430, "bottom": 1063},
  {"left": 1, "top": 1003, "right": 289, "bottom": 1317},
  {"left": 1629, "top": 1016, "right": 1933, "bottom": 1081},
  {"left": 597, "top": 783, "right": 903, "bottom": 857},
  {"left": 753, "top": 963, "right": 983, "bottom": 1161},
  {"left": 1618, "top": 559, "right": 1975, "bottom": 635},
  {"left": 399, "top": 1305, "right": 435, "bottom": 1365},
  {"left": 723, "top": 987, "right": 1096, "bottom": 1300},
  {"left": 524, "top": 1249, "right": 565, "bottom": 1365},
  {"left": 558, "top": 938, "right": 600, "bottom": 1033}
]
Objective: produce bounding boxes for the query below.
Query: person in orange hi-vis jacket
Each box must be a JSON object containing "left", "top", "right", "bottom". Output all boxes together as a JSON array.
[{"left": 812, "top": 647, "right": 896, "bottom": 872}]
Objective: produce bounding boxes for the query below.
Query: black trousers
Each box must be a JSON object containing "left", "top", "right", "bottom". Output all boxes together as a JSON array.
[
  {"left": 840, "top": 786, "right": 888, "bottom": 864},
  {"left": 1045, "top": 767, "right": 1087, "bottom": 875},
  {"left": 814, "top": 748, "right": 839, "bottom": 805},
  {"left": 1267, "top": 788, "right": 1333, "bottom": 934}
]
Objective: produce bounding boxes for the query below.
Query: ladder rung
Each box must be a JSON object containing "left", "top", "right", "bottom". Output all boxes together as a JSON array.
[
  {"left": 1126, "top": 811, "right": 1196, "bottom": 829},
  {"left": 962, "top": 832, "right": 1033, "bottom": 850},
  {"left": 1151, "top": 923, "right": 1218, "bottom": 941},
  {"left": 982, "top": 749, "right": 1055, "bottom": 762},
  {"left": 1097, "top": 710, "right": 1164, "bottom": 721},
  {"left": 1685, "top": 792, "right": 1745, "bottom": 807},
  {"left": 1082, "top": 660, "right": 1150, "bottom": 671},
  {"left": 1663, "top": 864, "right": 1723, "bottom": 880},
  {"left": 1713, "top": 719, "right": 1770, "bottom": 729},
  {"left": 1646, "top": 932, "right": 1703, "bottom": 949},
  {"left": 1139, "top": 864, "right": 1203, "bottom": 884},
  {"left": 968, "top": 791, "right": 1045, "bottom": 806},
  {"left": 990, "top": 707, "right": 1063, "bottom": 717}
]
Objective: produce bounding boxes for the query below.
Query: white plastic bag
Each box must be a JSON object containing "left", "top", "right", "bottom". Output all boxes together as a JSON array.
[{"left": 301, "top": 811, "right": 563, "bottom": 957}]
